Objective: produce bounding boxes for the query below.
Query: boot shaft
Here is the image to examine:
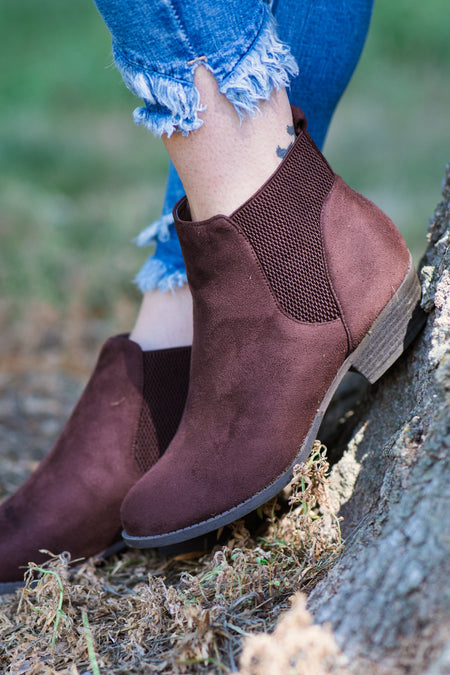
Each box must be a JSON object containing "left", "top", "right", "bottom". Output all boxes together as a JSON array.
[{"left": 174, "top": 106, "right": 410, "bottom": 353}]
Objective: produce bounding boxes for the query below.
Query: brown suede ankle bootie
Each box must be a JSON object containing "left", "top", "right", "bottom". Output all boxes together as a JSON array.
[
  {"left": 0, "top": 335, "right": 190, "bottom": 593},
  {"left": 121, "top": 107, "right": 425, "bottom": 548}
]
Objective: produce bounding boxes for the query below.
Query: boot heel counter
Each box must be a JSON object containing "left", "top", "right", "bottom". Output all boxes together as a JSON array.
[
  {"left": 350, "top": 261, "right": 425, "bottom": 382},
  {"left": 321, "top": 175, "right": 411, "bottom": 350}
]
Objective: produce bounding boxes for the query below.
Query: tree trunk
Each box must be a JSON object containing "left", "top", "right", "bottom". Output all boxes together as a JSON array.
[{"left": 306, "top": 164, "right": 450, "bottom": 674}]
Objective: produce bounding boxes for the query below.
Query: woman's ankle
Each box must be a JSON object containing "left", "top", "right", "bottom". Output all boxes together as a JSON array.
[
  {"left": 163, "top": 66, "right": 294, "bottom": 221},
  {"left": 129, "top": 286, "right": 193, "bottom": 351}
]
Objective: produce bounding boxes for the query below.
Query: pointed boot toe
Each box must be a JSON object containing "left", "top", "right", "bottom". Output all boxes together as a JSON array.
[
  {"left": 0, "top": 335, "right": 190, "bottom": 593},
  {"left": 121, "top": 107, "right": 426, "bottom": 549}
]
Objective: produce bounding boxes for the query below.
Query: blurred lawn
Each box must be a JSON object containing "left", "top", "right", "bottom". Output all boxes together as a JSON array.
[
  {"left": 0, "top": 0, "right": 449, "bottom": 330},
  {"left": 326, "top": 0, "right": 450, "bottom": 258}
]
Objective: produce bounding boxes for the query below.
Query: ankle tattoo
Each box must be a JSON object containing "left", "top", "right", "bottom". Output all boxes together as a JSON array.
[{"left": 276, "top": 124, "right": 295, "bottom": 159}]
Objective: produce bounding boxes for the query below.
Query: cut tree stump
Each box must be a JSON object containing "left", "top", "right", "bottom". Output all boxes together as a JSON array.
[{"left": 307, "top": 164, "right": 450, "bottom": 674}]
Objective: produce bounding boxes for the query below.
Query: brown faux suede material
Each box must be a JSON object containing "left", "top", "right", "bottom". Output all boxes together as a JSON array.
[
  {"left": 0, "top": 336, "right": 190, "bottom": 584},
  {"left": 121, "top": 214, "right": 348, "bottom": 536},
  {"left": 121, "top": 105, "right": 412, "bottom": 538},
  {"left": 321, "top": 176, "right": 410, "bottom": 350}
]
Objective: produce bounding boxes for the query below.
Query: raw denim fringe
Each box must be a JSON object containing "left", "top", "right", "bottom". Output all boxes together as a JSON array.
[
  {"left": 134, "top": 257, "right": 187, "bottom": 293},
  {"left": 219, "top": 13, "right": 298, "bottom": 120},
  {"left": 134, "top": 213, "right": 173, "bottom": 246},
  {"left": 113, "top": 47, "right": 205, "bottom": 138},
  {"left": 113, "top": 9, "right": 298, "bottom": 136}
]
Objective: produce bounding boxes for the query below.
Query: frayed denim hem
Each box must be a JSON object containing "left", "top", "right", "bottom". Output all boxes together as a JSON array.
[
  {"left": 219, "top": 12, "right": 298, "bottom": 120},
  {"left": 134, "top": 258, "right": 187, "bottom": 294},
  {"left": 113, "top": 6, "right": 298, "bottom": 136},
  {"left": 113, "top": 48, "right": 205, "bottom": 138},
  {"left": 134, "top": 213, "right": 173, "bottom": 246}
]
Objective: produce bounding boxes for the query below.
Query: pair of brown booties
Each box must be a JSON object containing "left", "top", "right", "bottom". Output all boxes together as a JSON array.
[{"left": 0, "top": 108, "right": 424, "bottom": 592}]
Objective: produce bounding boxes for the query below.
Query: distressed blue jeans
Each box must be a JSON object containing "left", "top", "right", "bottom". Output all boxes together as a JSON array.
[{"left": 93, "top": 0, "right": 374, "bottom": 292}]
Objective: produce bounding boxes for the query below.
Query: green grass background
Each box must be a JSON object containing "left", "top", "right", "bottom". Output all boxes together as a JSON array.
[{"left": 0, "top": 0, "right": 449, "bottom": 325}]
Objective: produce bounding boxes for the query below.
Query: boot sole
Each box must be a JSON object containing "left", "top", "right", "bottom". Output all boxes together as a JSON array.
[
  {"left": 0, "top": 580, "right": 25, "bottom": 595},
  {"left": 123, "top": 259, "right": 426, "bottom": 549}
]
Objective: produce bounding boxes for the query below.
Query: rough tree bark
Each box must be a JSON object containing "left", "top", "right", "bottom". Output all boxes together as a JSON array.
[{"left": 306, "top": 164, "right": 450, "bottom": 674}]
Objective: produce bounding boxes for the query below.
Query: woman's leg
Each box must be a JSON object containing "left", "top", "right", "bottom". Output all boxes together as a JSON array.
[
  {"left": 0, "top": 0, "right": 386, "bottom": 585},
  {"left": 106, "top": 2, "right": 421, "bottom": 544},
  {"left": 0, "top": 0, "right": 299, "bottom": 586},
  {"left": 130, "top": 0, "right": 374, "bottom": 350},
  {"left": 131, "top": 62, "right": 295, "bottom": 349}
]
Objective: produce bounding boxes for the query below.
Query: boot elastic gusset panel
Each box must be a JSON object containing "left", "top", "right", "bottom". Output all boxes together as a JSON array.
[{"left": 232, "top": 128, "right": 338, "bottom": 323}]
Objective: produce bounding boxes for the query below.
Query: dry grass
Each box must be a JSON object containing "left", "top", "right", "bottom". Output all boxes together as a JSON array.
[{"left": 0, "top": 444, "right": 346, "bottom": 674}]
